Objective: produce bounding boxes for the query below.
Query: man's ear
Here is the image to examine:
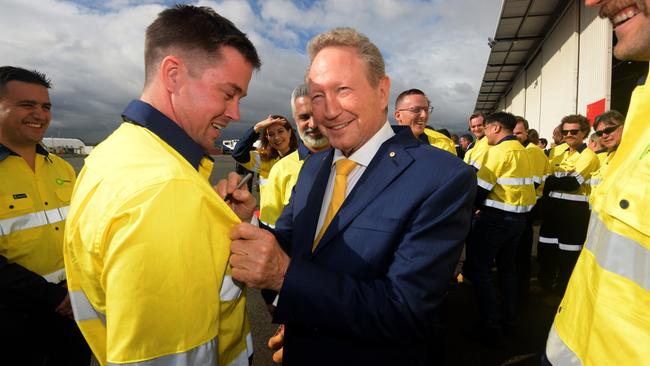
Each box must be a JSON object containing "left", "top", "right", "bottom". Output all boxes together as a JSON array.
[
  {"left": 160, "top": 55, "right": 184, "bottom": 93},
  {"left": 378, "top": 75, "right": 391, "bottom": 110}
]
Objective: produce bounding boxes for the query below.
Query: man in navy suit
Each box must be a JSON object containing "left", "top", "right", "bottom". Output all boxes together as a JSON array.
[{"left": 228, "top": 27, "right": 476, "bottom": 365}]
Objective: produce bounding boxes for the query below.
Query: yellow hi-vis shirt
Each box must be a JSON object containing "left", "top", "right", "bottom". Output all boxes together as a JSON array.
[
  {"left": 0, "top": 144, "right": 75, "bottom": 281},
  {"left": 589, "top": 150, "right": 615, "bottom": 197},
  {"left": 476, "top": 138, "right": 536, "bottom": 213},
  {"left": 525, "top": 143, "right": 551, "bottom": 199},
  {"left": 259, "top": 149, "right": 304, "bottom": 227},
  {"left": 548, "top": 144, "right": 600, "bottom": 202},
  {"left": 464, "top": 136, "right": 490, "bottom": 170},
  {"left": 65, "top": 101, "right": 251, "bottom": 366},
  {"left": 423, "top": 129, "right": 457, "bottom": 156},
  {"left": 546, "top": 69, "right": 650, "bottom": 365},
  {"left": 239, "top": 150, "right": 279, "bottom": 197}
]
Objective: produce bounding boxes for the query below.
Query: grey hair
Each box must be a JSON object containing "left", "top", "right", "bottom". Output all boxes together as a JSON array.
[{"left": 290, "top": 83, "right": 309, "bottom": 116}]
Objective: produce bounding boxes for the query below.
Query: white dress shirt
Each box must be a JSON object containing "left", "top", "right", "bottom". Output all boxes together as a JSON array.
[{"left": 314, "top": 121, "right": 395, "bottom": 240}]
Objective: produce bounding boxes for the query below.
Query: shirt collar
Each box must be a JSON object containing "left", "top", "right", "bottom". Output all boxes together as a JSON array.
[
  {"left": 332, "top": 121, "right": 395, "bottom": 167},
  {"left": 575, "top": 142, "right": 587, "bottom": 153},
  {"left": 297, "top": 140, "right": 311, "bottom": 160},
  {"left": 122, "top": 100, "right": 208, "bottom": 170},
  {"left": 0, "top": 143, "right": 49, "bottom": 162},
  {"left": 496, "top": 134, "right": 518, "bottom": 145}
]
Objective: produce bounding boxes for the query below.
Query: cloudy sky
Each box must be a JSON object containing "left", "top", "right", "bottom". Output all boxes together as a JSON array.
[{"left": 1, "top": 0, "right": 501, "bottom": 145}]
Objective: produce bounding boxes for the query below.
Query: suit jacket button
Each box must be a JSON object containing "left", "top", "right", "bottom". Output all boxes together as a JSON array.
[{"left": 389, "top": 151, "right": 396, "bottom": 158}]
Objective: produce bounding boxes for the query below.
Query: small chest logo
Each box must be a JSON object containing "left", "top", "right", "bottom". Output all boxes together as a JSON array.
[
  {"left": 55, "top": 178, "right": 71, "bottom": 185},
  {"left": 640, "top": 143, "right": 650, "bottom": 160},
  {"left": 13, "top": 193, "right": 27, "bottom": 199}
]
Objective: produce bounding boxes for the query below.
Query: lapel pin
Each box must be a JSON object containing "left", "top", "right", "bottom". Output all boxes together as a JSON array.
[{"left": 389, "top": 151, "right": 396, "bottom": 158}]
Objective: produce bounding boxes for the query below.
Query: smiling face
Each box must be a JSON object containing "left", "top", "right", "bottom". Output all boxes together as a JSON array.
[
  {"left": 596, "top": 122, "right": 623, "bottom": 150},
  {"left": 308, "top": 46, "right": 390, "bottom": 156},
  {"left": 265, "top": 122, "right": 291, "bottom": 155},
  {"left": 394, "top": 94, "right": 429, "bottom": 137},
  {"left": 172, "top": 46, "right": 253, "bottom": 153},
  {"left": 469, "top": 115, "right": 485, "bottom": 139},
  {"left": 294, "top": 96, "right": 328, "bottom": 151},
  {"left": 587, "top": 0, "right": 650, "bottom": 60},
  {"left": 0, "top": 81, "right": 51, "bottom": 149}
]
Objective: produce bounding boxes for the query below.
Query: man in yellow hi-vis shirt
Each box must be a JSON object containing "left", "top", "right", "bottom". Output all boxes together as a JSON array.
[
  {"left": 64, "top": 5, "right": 260, "bottom": 366},
  {"left": 545, "top": 1, "right": 650, "bottom": 365},
  {"left": 0, "top": 66, "right": 89, "bottom": 365}
]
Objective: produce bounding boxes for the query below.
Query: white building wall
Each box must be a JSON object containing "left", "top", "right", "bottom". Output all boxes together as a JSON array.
[
  {"left": 539, "top": 1, "right": 580, "bottom": 141},
  {"left": 509, "top": 72, "right": 526, "bottom": 116},
  {"left": 577, "top": 2, "right": 612, "bottom": 115},
  {"left": 525, "top": 54, "right": 543, "bottom": 131}
]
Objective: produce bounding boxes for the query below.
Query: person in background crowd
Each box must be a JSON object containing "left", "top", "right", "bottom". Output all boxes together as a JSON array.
[
  {"left": 64, "top": 5, "right": 260, "bottom": 365},
  {"left": 0, "top": 66, "right": 89, "bottom": 366},
  {"left": 537, "top": 114, "right": 599, "bottom": 296},
  {"left": 587, "top": 132, "right": 605, "bottom": 153},
  {"left": 393, "top": 88, "right": 457, "bottom": 155},
  {"left": 460, "top": 134, "right": 473, "bottom": 151},
  {"left": 465, "top": 112, "right": 536, "bottom": 343},
  {"left": 451, "top": 133, "right": 465, "bottom": 159},
  {"left": 232, "top": 115, "right": 298, "bottom": 197},
  {"left": 546, "top": 124, "right": 568, "bottom": 159},
  {"left": 538, "top": 137, "right": 548, "bottom": 150},
  {"left": 464, "top": 113, "right": 490, "bottom": 170},
  {"left": 512, "top": 116, "right": 550, "bottom": 299},
  {"left": 589, "top": 110, "right": 625, "bottom": 194},
  {"left": 527, "top": 128, "right": 540, "bottom": 146},
  {"left": 228, "top": 27, "right": 475, "bottom": 365},
  {"left": 546, "top": 1, "right": 650, "bottom": 364}
]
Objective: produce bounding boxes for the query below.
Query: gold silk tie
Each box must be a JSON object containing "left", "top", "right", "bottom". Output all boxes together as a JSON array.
[{"left": 313, "top": 159, "right": 358, "bottom": 251}]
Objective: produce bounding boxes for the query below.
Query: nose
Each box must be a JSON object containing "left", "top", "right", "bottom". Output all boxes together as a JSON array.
[
  {"left": 323, "top": 94, "right": 342, "bottom": 121},
  {"left": 31, "top": 106, "right": 48, "bottom": 121},
  {"left": 306, "top": 116, "right": 316, "bottom": 129},
  {"left": 225, "top": 100, "right": 241, "bottom": 122}
]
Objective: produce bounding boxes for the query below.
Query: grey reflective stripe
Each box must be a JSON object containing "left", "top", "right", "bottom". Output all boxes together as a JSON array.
[
  {"left": 107, "top": 337, "right": 218, "bottom": 366},
  {"left": 538, "top": 236, "right": 558, "bottom": 244},
  {"left": 469, "top": 160, "right": 481, "bottom": 170},
  {"left": 586, "top": 214, "right": 650, "bottom": 291},
  {"left": 42, "top": 268, "right": 66, "bottom": 283},
  {"left": 495, "top": 177, "right": 535, "bottom": 185},
  {"left": 226, "top": 333, "right": 253, "bottom": 366},
  {"left": 220, "top": 275, "right": 244, "bottom": 302},
  {"left": 558, "top": 243, "right": 582, "bottom": 252},
  {"left": 546, "top": 325, "right": 582, "bottom": 366},
  {"left": 0, "top": 206, "right": 69, "bottom": 236},
  {"left": 252, "top": 154, "right": 262, "bottom": 172},
  {"left": 258, "top": 177, "right": 268, "bottom": 186},
  {"left": 549, "top": 191, "right": 588, "bottom": 202},
  {"left": 258, "top": 219, "right": 275, "bottom": 229},
  {"left": 588, "top": 178, "right": 601, "bottom": 186},
  {"left": 554, "top": 172, "right": 571, "bottom": 178},
  {"left": 70, "top": 290, "right": 105, "bottom": 324},
  {"left": 533, "top": 175, "right": 542, "bottom": 184},
  {"left": 477, "top": 178, "right": 493, "bottom": 191},
  {"left": 483, "top": 199, "right": 533, "bottom": 213},
  {"left": 573, "top": 173, "right": 585, "bottom": 185}
]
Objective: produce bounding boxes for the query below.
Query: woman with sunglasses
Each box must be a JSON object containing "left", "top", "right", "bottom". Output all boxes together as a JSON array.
[
  {"left": 589, "top": 110, "right": 625, "bottom": 194},
  {"left": 537, "top": 114, "right": 600, "bottom": 296},
  {"left": 232, "top": 114, "right": 298, "bottom": 199}
]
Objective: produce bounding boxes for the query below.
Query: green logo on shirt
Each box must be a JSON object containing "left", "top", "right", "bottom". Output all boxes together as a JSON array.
[
  {"left": 55, "top": 178, "right": 71, "bottom": 185},
  {"left": 641, "top": 143, "right": 650, "bottom": 160}
]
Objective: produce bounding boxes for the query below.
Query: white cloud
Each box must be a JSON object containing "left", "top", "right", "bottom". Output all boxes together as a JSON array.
[{"left": 0, "top": 0, "right": 501, "bottom": 143}]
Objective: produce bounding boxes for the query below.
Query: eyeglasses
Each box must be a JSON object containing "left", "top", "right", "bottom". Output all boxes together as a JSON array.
[
  {"left": 595, "top": 124, "right": 621, "bottom": 137},
  {"left": 560, "top": 129, "right": 581, "bottom": 136},
  {"left": 397, "top": 106, "right": 433, "bottom": 114}
]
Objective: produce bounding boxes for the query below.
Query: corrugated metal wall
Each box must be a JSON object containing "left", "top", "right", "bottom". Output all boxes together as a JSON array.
[{"left": 494, "top": 0, "right": 612, "bottom": 142}]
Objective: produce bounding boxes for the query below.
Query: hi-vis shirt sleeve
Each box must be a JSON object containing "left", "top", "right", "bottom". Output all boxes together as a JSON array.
[
  {"left": 259, "top": 159, "right": 299, "bottom": 227},
  {"left": 476, "top": 153, "right": 497, "bottom": 192},
  {"left": 573, "top": 150, "right": 600, "bottom": 186},
  {"left": 238, "top": 151, "right": 261, "bottom": 174},
  {"left": 97, "top": 180, "right": 242, "bottom": 364}
]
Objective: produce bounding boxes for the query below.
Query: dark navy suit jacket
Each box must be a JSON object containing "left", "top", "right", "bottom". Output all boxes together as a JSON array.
[{"left": 272, "top": 126, "right": 476, "bottom": 365}]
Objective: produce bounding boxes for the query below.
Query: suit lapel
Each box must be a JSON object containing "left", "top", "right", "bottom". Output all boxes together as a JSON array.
[
  {"left": 313, "top": 130, "right": 416, "bottom": 255},
  {"left": 293, "top": 150, "right": 334, "bottom": 259}
]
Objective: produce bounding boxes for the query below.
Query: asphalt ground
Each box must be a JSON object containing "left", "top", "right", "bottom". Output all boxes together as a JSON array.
[{"left": 66, "top": 154, "right": 561, "bottom": 366}]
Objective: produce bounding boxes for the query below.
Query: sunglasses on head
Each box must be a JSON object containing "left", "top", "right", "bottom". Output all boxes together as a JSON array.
[
  {"left": 561, "top": 129, "right": 581, "bottom": 136},
  {"left": 595, "top": 124, "right": 621, "bottom": 137}
]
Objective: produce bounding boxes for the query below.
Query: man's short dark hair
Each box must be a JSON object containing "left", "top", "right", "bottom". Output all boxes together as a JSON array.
[
  {"left": 561, "top": 114, "right": 591, "bottom": 134},
  {"left": 515, "top": 115, "right": 529, "bottom": 130},
  {"left": 0, "top": 66, "right": 51, "bottom": 99},
  {"left": 461, "top": 134, "right": 474, "bottom": 142},
  {"left": 485, "top": 111, "right": 517, "bottom": 131},
  {"left": 469, "top": 113, "right": 485, "bottom": 122},
  {"left": 144, "top": 5, "right": 261, "bottom": 85},
  {"left": 594, "top": 110, "right": 625, "bottom": 131},
  {"left": 437, "top": 128, "right": 451, "bottom": 138},
  {"left": 395, "top": 88, "right": 429, "bottom": 108},
  {"left": 528, "top": 128, "right": 540, "bottom": 144}
]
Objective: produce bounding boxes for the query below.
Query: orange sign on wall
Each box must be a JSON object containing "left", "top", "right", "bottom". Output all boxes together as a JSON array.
[{"left": 586, "top": 98, "right": 606, "bottom": 125}]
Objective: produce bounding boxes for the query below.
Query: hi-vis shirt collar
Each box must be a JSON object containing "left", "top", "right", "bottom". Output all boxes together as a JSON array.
[
  {"left": 496, "top": 134, "right": 518, "bottom": 145},
  {"left": 0, "top": 143, "right": 50, "bottom": 162},
  {"left": 122, "top": 100, "right": 209, "bottom": 170}
]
